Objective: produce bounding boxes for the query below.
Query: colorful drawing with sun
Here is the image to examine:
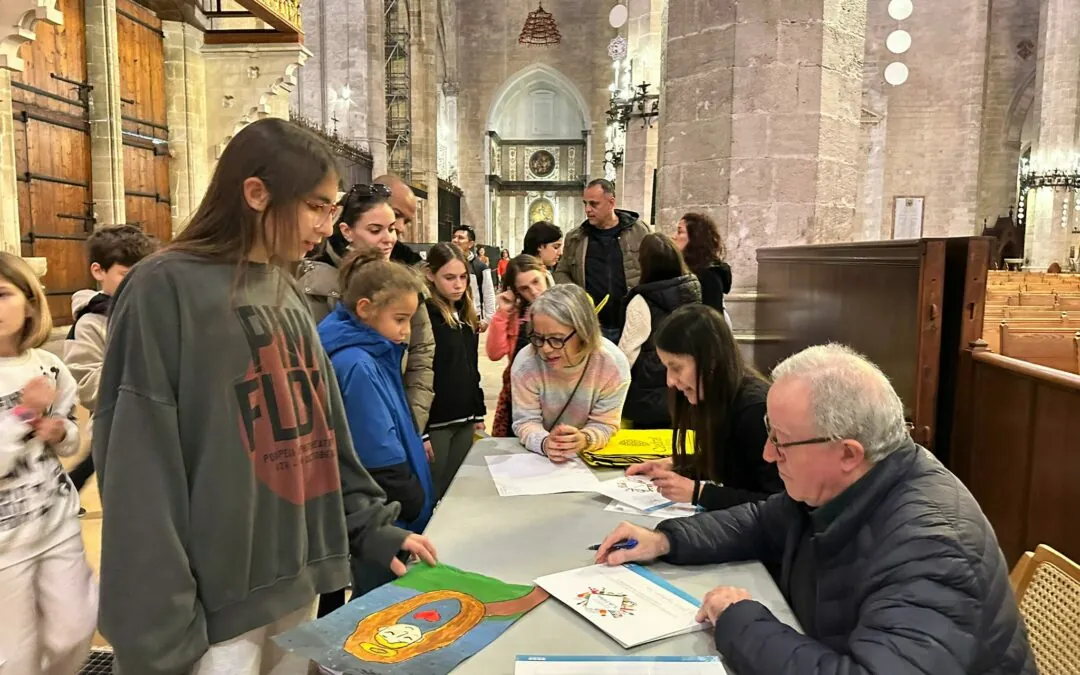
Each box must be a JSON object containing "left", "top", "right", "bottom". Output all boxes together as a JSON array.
[
  {"left": 273, "top": 564, "right": 548, "bottom": 675},
  {"left": 575, "top": 587, "right": 637, "bottom": 619}
]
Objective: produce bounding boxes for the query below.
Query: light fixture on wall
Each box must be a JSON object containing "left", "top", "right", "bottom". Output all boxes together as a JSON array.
[
  {"left": 884, "top": 1, "right": 913, "bottom": 86},
  {"left": 1015, "top": 155, "right": 1080, "bottom": 233},
  {"left": 519, "top": 3, "right": 561, "bottom": 46},
  {"left": 886, "top": 30, "right": 911, "bottom": 54},
  {"left": 888, "top": 0, "right": 914, "bottom": 20},
  {"left": 884, "top": 62, "right": 909, "bottom": 86}
]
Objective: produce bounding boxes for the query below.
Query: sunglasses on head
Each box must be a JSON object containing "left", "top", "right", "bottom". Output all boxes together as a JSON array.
[{"left": 340, "top": 183, "right": 392, "bottom": 204}]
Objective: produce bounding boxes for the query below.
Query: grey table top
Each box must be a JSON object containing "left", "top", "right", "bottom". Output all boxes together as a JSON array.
[{"left": 424, "top": 437, "right": 799, "bottom": 674}]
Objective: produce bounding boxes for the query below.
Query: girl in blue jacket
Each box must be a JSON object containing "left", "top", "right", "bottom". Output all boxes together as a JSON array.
[{"left": 318, "top": 250, "right": 436, "bottom": 535}]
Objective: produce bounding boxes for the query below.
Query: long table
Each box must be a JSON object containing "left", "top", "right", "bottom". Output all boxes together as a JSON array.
[{"left": 424, "top": 437, "right": 799, "bottom": 674}]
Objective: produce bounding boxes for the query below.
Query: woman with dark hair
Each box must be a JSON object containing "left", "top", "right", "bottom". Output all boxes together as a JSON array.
[
  {"left": 673, "top": 213, "right": 732, "bottom": 321},
  {"left": 299, "top": 183, "right": 436, "bottom": 443},
  {"left": 487, "top": 255, "right": 551, "bottom": 437},
  {"left": 618, "top": 233, "right": 701, "bottom": 428},
  {"left": 626, "top": 304, "right": 781, "bottom": 511},
  {"left": 93, "top": 118, "right": 437, "bottom": 674},
  {"left": 521, "top": 221, "right": 563, "bottom": 280}
]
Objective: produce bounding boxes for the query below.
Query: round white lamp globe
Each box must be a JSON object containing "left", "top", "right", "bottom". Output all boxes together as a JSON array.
[
  {"left": 886, "top": 30, "right": 912, "bottom": 54},
  {"left": 609, "top": 4, "right": 629, "bottom": 28},
  {"left": 884, "top": 62, "right": 909, "bottom": 86},
  {"left": 888, "top": 0, "right": 914, "bottom": 20}
]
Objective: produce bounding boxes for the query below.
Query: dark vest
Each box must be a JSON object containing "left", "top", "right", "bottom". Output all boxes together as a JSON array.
[{"left": 623, "top": 274, "right": 701, "bottom": 428}]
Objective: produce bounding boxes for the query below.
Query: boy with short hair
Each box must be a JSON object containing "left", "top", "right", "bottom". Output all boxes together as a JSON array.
[{"left": 65, "top": 225, "right": 157, "bottom": 491}]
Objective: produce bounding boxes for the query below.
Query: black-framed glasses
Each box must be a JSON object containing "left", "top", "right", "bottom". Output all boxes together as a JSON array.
[
  {"left": 763, "top": 414, "right": 838, "bottom": 451},
  {"left": 528, "top": 329, "right": 577, "bottom": 350}
]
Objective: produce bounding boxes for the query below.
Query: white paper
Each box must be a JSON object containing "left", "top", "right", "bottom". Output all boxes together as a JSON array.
[
  {"left": 594, "top": 476, "right": 675, "bottom": 512},
  {"left": 535, "top": 564, "right": 707, "bottom": 648},
  {"left": 515, "top": 655, "right": 727, "bottom": 675},
  {"left": 603, "top": 499, "right": 700, "bottom": 520},
  {"left": 485, "top": 453, "right": 602, "bottom": 497}
]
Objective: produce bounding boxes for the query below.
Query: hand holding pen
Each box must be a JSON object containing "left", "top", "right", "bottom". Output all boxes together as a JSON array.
[{"left": 591, "top": 522, "right": 671, "bottom": 566}]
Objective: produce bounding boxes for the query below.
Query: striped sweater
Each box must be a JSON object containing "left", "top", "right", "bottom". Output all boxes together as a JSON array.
[{"left": 510, "top": 338, "right": 631, "bottom": 454}]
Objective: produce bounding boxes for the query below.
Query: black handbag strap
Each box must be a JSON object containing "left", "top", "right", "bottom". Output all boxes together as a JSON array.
[{"left": 550, "top": 354, "right": 592, "bottom": 429}]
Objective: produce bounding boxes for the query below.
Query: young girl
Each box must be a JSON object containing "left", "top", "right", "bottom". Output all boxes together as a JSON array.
[
  {"left": 299, "top": 183, "right": 436, "bottom": 446},
  {"left": 486, "top": 255, "right": 550, "bottom": 437},
  {"left": 0, "top": 253, "right": 95, "bottom": 675},
  {"left": 424, "top": 243, "right": 485, "bottom": 500},
  {"left": 511, "top": 284, "right": 631, "bottom": 461},
  {"left": 619, "top": 233, "right": 701, "bottom": 428},
  {"left": 93, "top": 118, "right": 436, "bottom": 675},
  {"left": 626, "top": 304, "right": 781, "bottom": 510}
]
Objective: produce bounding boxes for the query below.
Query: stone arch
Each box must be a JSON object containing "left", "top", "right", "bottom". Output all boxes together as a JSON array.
[
  {"left": 0, "top": 0, "right": 64, "bottom": 72},
  {"left": 1006, "top": 68, "right": 1037, "bottom": 149},
  {"left": 486, "top": 63, "right": 591, "bottom": 136}
]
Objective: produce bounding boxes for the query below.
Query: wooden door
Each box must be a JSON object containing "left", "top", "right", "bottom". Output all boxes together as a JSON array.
[
  {"left": 116, "top": 0, "right": 172, "bottom": 244},
  {"left": 11, "top": 0, "right": 93, "bottom": 325}
]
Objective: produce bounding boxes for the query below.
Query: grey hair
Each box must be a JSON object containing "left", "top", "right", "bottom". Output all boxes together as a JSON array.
[
  {"left": 530, "top": 284, "right": 602, "bottom": 355},
  {"left": 586, "top": 178, "right": 616, "bottom": 196},
  {"left": 770, "top": 343, "right": 909, "bottom": 463}
]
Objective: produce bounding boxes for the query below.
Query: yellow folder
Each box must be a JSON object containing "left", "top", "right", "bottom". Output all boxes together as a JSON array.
[{"left": 579, "top": 428, "right": 695, "bottom": 468}]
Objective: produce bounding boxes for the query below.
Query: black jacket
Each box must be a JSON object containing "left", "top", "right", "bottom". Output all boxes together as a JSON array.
[
  {"left": 695, "top": 262, "right": 732, "bottom": 314},
  {"left": 656, "top": 441, "right": 1036, "bottom": 675},
  {"left": 583, "top": 210, "right": 642, "bottom": 330},
  {"left": 684, "top": 375, "right": 782, "bottom": 511},
  {"left": 622, "top": 274, "right": 701, "bottom": 428},
  {"left": 425, "top": 299, "right": 485, "bottom": 430}
]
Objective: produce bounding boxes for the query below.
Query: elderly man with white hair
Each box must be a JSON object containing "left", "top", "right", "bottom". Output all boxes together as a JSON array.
[{"left": 595, "top": 344, "right": 1035, "bottom": 675}]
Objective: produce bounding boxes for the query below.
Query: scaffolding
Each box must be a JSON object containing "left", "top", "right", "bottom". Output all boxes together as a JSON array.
[{"left": 385, "top": 0, "right": 412, "bottom": 181}]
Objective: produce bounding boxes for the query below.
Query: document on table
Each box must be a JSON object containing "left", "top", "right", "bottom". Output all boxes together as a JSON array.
[
  {"left": 535, "top": 564, "right": 707, "bottom": 648},
  {"left": 515, "top": 655, "right": 727, "bottom": 674},
  {"left": 603, "top": 499, "right": 701, "bottom": 520},
  {"left": 485, "top": 453, "right": 602, "bottom": 496},
  {"left": 594, "top": 475, "right": 674, "bottom": 512}
]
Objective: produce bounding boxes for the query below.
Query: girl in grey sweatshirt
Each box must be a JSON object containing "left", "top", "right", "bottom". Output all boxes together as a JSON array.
[{"left": 92, "top": 118, "right": 436, "bottom": 675}]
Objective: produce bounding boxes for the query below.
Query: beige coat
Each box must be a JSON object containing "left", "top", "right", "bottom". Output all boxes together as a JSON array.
[{"left": 553, "top": 210, "right": 650, "bottom": 289}]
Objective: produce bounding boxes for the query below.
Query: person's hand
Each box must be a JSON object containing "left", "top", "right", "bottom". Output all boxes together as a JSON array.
[
  {"left": 541, "top": 436, "right": 577, "bottom": 463},
  {"left": 695, "top": 586, "right": 752, "bottom": 625},
  {"left": 390, "top": 533, "right": 438, "bottom": 577},
  {"left": 650, "top": 469, "right": 696, "bottom": 504},
  {"left": 543, "top": 424, "right": 586, "bottom": 462},
  {"left": 20, "top": 377, "right": 55, "bottom": 415},
  {"left": 593, "top": 521, "right": 671, "bottom": 566},
  {"left": 496, "top": 290, "right": 517, "bottom": 313},
  {"left": 33, "top": 417, "right": 67, "bottom": 444},
  {"left": 626, "top": 457, "right": 674, "bottom": 477},
  {"left": 474, "top": 421, "right": 486, "bottom": 433},
  {"left": 423, "top": 439, "right": 434, "bottom": 462},
  {"left": 478, "top": 320, "right": 489, "bottom": 333}
]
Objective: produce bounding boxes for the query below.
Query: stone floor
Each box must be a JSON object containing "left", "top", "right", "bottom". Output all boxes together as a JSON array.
[{"left": 71, "top": 333, "right": 507, "bottom": 650}]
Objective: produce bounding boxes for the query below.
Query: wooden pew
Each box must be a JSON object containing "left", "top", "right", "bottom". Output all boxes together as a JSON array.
[{"left": 998, "top": 326, "right": 1080, "bottom": 373}]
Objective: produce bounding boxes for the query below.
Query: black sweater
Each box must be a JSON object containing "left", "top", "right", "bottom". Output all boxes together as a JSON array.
[
  {"left": 425, "top": 299, "right": 486, "bottom": 430},
  {"left": 681, "top": 375, "right": 783, "bottom": 511}
]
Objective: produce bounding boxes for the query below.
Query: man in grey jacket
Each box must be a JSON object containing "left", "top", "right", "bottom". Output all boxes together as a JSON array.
[{"left": 596, "top": 344, "right": 1035, "bottom": 675}]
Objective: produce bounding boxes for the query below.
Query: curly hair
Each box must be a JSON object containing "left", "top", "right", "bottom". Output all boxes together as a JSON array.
[{"left": 679, "top": 212, "right": 724, "bottom": 272}]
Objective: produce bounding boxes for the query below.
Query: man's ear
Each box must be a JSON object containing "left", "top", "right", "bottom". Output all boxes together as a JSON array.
[
  {"left": 90, "top": 262, "right": 106, "bottom": 282},
  {"left": 839, "top": 439, "right": 867, "bottom": 473},
  {"left": 242, "top": 177, "right": 270, "bottom": 212}
]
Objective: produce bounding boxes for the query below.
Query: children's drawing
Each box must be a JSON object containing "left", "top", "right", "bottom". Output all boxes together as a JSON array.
[
  {"left": 273, "top": 564, "right": 548, "bottom": 675},
  {"left": 614, "top": 476, "right": 658, "bottom": 494},
  {"left": 575, "top": 587, "right": 637, "bottom": 619}
]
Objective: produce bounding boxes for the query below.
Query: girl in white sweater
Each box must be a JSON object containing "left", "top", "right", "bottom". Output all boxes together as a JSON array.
[{"left": 0, "top": 253, "right": 96, "bottom": 675}]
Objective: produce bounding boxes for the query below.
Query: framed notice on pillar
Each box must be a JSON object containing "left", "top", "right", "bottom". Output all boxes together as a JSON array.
[{"left": 892, "top": 196, "right": 925, "bottom": 239}]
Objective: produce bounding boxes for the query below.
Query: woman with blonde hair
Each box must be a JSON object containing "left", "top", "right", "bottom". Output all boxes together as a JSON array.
[{"left": 511, "top": 284, "right": 631, "bottom": 461}]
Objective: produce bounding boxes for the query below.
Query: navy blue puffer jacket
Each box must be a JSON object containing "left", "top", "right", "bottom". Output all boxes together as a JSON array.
[{"left": 656, "top": 441, "right": 1036, "bottom": 675}]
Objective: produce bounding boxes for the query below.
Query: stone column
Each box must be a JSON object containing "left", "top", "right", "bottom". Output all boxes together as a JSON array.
[
  {"left": 410, "top": 0, "right": 438, "bottom": 242},
  {"left": 1026, "top": 0, "right": 1080, "bottom": 268},
  {"left": 163, "top": 21, "right": 209, "bottom": 234},
  {"left": 367, "top": 0, "right": 387, "bottom": 175},
  {"left": 622, "top": 0, "right": 664, "bottom": 225},
  {"left": 85, "top": 0, "right": 126, "bottom": 225}
]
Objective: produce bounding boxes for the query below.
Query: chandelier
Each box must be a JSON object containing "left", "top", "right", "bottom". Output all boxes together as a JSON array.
[{"left": 519, "top": 3, "right": 561, "bottom": 46}]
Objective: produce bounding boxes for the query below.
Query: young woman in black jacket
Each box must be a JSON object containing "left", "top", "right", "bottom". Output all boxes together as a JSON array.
[
  {"left": 673, "top": 213, "right": 732, "bottom": 322},
  {"left": 626, "top": 304, "right": 782, "bottom": 510}
]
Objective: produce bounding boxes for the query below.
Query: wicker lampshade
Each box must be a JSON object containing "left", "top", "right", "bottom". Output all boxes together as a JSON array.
[{"left": 519, "top": 3, "right": 561, "bottom": 46}]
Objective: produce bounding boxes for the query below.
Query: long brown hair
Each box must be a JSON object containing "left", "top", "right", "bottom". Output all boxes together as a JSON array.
[
  {"left": 0, "top": 253, "right": 51, "bottom": 352},
  {"left": 654, "top": 304, "right": 762, "bottom": 481},
  {"left": 638, "top": 233, "right": 688, "bottom": 285},
  {"left": 500, "top": 254, "right": 547, "bottom": 305},
  {"left": 679, "top": 212, "right": 724, "bottom": 273},
  {"left": 169, "top": 118, "right": 338, "bottom": 270},
  {"left": 425, "top": 243, "right": 479, "bottom": 331}
]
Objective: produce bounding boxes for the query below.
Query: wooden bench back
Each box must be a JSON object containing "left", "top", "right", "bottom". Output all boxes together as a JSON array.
[{"left": 998, "top": 326, "right": 1080, "bottom": 374}]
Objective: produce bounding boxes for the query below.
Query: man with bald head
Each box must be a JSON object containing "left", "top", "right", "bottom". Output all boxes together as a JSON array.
[
  {"left": 595, "top": 344, "right": 1034, "bottom": 675},
  {"left": 375, "top": 174, "right": 423, "bottom": 265}
]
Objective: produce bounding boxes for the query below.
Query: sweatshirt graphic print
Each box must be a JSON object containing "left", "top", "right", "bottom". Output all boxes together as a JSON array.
[
  {"left": 0, "top": 349, "right": 81, "bottom": 568},
  {"left": 234, "top": 303, "right": 340, "bottom": 506}
]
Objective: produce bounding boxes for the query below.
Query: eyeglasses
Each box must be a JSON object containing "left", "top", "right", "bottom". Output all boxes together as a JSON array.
[
  {"left": 528, "top": 329, "right": 577, "bottom": 350},
  {"left": 763, "top": 414, "right": 838, "bottom": 452},
  {"left": 305, "top": 199, "right": 343, "bottom": 226}
]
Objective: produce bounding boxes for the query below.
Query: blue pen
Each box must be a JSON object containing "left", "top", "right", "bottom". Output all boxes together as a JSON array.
[{"left": 587, "top": 538, "right": 638, "bottom": 551}]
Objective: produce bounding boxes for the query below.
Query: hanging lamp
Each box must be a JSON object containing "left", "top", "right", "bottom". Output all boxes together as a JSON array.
[{"left": 518, "top": 2, "right": 561, "bottom": 46}]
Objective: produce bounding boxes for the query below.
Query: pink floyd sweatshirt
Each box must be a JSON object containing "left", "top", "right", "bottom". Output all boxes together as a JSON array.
[{"left": 92, "top": 252, "right": 410, "bottom": 675}]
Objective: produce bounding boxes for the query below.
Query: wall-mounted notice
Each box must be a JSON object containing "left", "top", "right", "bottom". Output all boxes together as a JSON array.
[{"left": 893, "top": 196, "right": 925, "bottom": 239}]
